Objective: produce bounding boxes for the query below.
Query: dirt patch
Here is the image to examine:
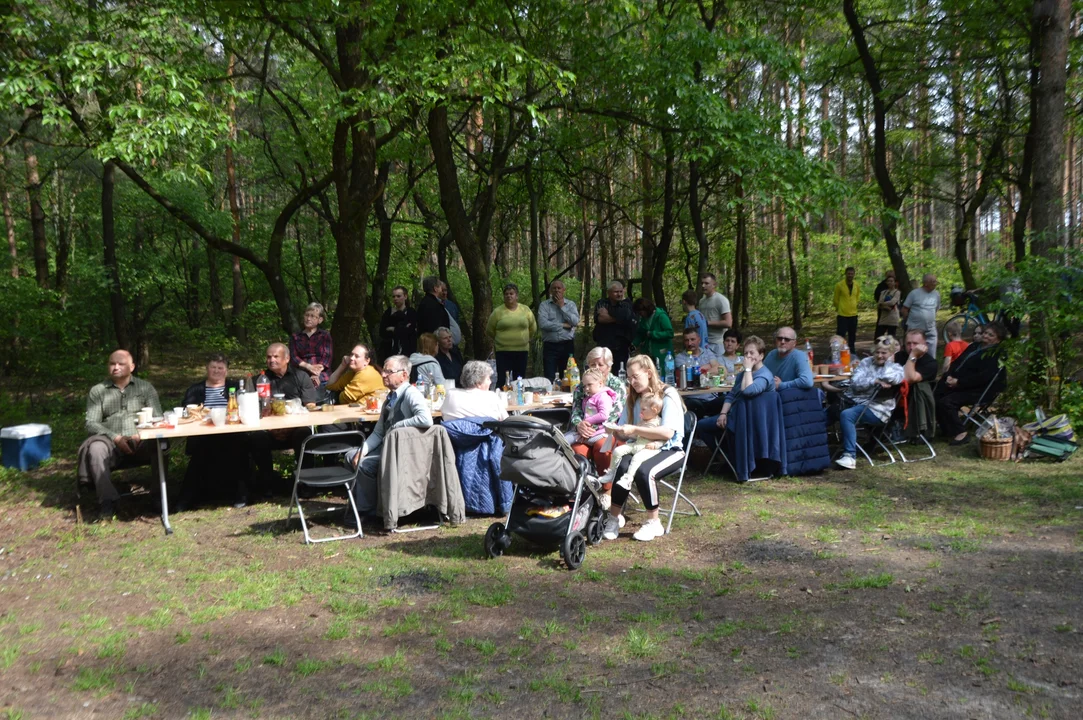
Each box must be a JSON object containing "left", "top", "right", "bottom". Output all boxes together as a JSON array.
[{"left": 740, "top": 538, "right": 814, "bottom": 563}]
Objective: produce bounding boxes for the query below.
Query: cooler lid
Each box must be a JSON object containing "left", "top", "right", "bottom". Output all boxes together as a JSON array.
[{"left": 0, "top": 424, "right": 52, "bottom": 439}]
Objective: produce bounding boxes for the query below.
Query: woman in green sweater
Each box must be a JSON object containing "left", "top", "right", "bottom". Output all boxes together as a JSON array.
[
  {"left": 486, "top": 283, "right": 537, "bottom": 384},
  {"left": 632, "top": 297, "right": 674, "bottom": 368}
]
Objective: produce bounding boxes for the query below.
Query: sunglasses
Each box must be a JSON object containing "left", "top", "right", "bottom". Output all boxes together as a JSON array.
[{"left": 775, "top": 336, "right": 796, "bottom": 342}]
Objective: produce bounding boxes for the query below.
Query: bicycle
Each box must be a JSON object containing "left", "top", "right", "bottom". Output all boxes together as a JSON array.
[{"left": 941, "top": 288, "right": 1003, "bottom": 344}]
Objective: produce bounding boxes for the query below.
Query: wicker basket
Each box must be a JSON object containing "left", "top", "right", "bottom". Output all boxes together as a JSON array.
[{"left": 980, "top": 436, "right": 1013, "bottom": 461}]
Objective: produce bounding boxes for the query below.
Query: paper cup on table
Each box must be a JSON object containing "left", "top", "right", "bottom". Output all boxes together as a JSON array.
[
  {"left": 210, "top": 408, "right": 227, "bottom": 427},
  {"left": 137, "top": 409, "right": 152, "bottom": 425},
  {"left": 523, "top": 391, "right": 534, "bottom": 405},
  {"left": 445, "top": 379, "right": 455, "bottom": 390}
]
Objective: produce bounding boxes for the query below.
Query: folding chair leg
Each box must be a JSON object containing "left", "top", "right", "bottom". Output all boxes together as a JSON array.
[
  {"left": 893, "top": 434, "right": 936, "bottom": 463},
  {"left": 292, "top": 485, "right": 363, "bottom": 544},
  {"left": 658, "top": 480, "right": 701, "bottom": 535}
]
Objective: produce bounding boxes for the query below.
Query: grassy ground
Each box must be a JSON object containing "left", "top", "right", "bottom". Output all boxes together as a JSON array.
[
  {"left": 1, "top": 411, "right": 1080, "bottom": 718},
  {"left": 1, "top": 314, "right": 1080, "bottom": 719}
]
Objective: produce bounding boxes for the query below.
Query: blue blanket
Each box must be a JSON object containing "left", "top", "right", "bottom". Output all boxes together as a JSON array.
[
  {"left": 442, "top": 417, "right": 512, "bottom": 515},
  {"left": 727, "top": 391, "right": 787, "bottom": 482},
  {"left": 779, "top": 387, "right": 831, "bottom": 475}
]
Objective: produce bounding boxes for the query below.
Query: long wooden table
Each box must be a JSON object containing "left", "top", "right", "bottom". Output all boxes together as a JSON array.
[{"left": 137, "top": 406, "right": 393, "bottom": 535}]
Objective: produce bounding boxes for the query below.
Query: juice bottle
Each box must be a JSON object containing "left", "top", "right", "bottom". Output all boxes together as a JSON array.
[{"left": 840, "top": 344, "right": 851, "bottom": 368}]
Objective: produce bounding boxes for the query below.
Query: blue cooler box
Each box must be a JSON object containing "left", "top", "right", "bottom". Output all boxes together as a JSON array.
[{"left": 1, "top": 424, "right": 52, "bottom": 471}]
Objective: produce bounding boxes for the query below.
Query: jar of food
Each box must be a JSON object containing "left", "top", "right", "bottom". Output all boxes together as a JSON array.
[{"left": 270, "top": 393, "right": 287, "bottom": 416}]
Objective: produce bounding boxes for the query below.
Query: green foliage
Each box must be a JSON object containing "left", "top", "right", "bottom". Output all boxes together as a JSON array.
[{"left": 993, "top": 250, "right": 1083, "bottom": 427}]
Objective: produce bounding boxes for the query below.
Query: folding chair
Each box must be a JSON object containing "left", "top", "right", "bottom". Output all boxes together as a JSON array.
[
  {"left": 890, "top": 385, "right": 936, "bottom": 463},
  {"left": 832, "top": 397, "right": 899, "bottom": 467},
  {"left": 286, "top": 430, "right": 365, "bottom": 544},
  {"left": 654, "top": 411, "right": 703, "bottom": 534},
  {"left": 962, "top": 368, "right": 1006, "bottom": 432}
]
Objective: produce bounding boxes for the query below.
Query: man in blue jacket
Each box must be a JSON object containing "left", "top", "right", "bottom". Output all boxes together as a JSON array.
[{"left": 763, "top": 326, "right": 814, "bottom": 391}]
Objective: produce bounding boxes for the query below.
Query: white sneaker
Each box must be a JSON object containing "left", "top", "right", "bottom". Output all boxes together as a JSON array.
[
  {"left": 602, "top": 514, "right": 621, "bottom": 540},
  {"left": 633, "top": 519, "right": 665, "bottom": 542},
  {"left": 835, "top": 454, "right": 856, "bottom": 470},
  {"left": 599, "top": 493, "right": 612, "bottom": 511},
  {"left": 618, "top": 514, "right": 626, "bottom": 528}
]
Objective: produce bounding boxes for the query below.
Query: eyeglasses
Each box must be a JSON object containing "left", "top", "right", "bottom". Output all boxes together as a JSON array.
[
  {"left": 775, "top": 336, "right": 796, "bottom": 342},
  {"left": 381, "top": 368, "right": 405, "bottom": 377}
]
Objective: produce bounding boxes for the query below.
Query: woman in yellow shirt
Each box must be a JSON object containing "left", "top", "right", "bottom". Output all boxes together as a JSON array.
[
  {"left": 486, "top": 283, "right": 537, "bottom": 384},
  {"left": 325, "top": 344, "right": 384, "bottom": 404}
]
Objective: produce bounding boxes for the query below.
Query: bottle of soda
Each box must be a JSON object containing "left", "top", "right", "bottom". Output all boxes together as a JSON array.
[{"left": 256, "top": 371, "right": 271, "bottom": 416}]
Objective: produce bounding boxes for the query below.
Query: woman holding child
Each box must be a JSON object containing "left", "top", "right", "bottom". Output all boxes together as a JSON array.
[
  {"left": 601, "top": 355, "right": 686, "bottom": 543},
  {"left": 568, "top": 347, "right": 627, "bottom": 476}
]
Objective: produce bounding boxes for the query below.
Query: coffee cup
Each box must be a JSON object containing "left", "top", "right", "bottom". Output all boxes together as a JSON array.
[
  {"left": 210, "top": 408, "right": 227, "bottom": 427},
  {"left": 137, "top": 408, "right": 152, "bottom": 425},
  {"left": 523, "top": 391, "right": 534, "bottom": 405}
]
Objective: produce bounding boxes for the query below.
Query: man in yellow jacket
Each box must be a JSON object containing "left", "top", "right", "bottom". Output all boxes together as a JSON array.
[{"left": 833, "top": 266, "right": 859, "bottom": 351}]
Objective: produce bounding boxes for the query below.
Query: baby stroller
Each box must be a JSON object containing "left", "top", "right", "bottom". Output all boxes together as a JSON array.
[{"left": 482, "top": 415, "right": 606, "bottom": 570}]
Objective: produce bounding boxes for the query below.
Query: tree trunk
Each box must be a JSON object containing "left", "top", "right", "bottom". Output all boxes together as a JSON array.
[
  {"left": 527, "top": 156, "right": 541, "bottom": 305},
  {"left": 225, "top": 54, "right": 248, "bottom": 342},
  {"left": 367, "top": 162, "right": 395, "bottom": 347},
  {"left": 649, "top": 136, "right": 677, "bottom": 312},
  {"left": 844, "top": 0, "right": 912, "bottom": 293},
  {"left": 101, "top": 161, "right": 130, "bottom": 350},
  {"left": 1014, "top": 22, "right": 1042, "bottom": 262},
  {"left": 22, "top": 142, "right": 49, "bottom": 288},
  {"left": 205, "top": 244, "right": 225, "bottom": 326},
  {"left": 689, "top": 158, "right": 709, "bottom": 280},
  {"left": 1031, "top": 0, "right": 1070, "bottom": 258},
  {"left": 732, "top": 174, "right": 749, "bottom": 327},
  {"left": 1, "top": 150, "right": 17, "bottom": 278}
]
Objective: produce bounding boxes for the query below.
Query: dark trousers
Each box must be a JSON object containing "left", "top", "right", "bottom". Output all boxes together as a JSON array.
[
  {"left": 836, "top": 315, "right": 858, "bottom": 350},
  {"left": 934, "top": 386, "right": 983, "bottom": 438},
  {"left": 684, "top": 393, "right": 725, "bottom": 418},
  {"left": 76, "top": 434, "right": 162, "bottom": 505},
  {"left": 542, "top": 340, "right": 575, "bottom": 383},
  {"left": 250, "top": 428, "right": 311, "bottom": 496},
  {"left": 495, "top": 350, "right": 529, "bottom": 385},
  {"left": 610, "top": 344, "right": 632, "bottom": 375},
  {"left": 610, "top": 449, "right": 684, "bottom": 511},
  {"left": 874, "top": 324, "right": 897, "bottom": 339}
]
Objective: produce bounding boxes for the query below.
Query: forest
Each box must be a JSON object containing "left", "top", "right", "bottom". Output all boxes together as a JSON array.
[{"left": 1, "top": 0, "right": 1080, "bottom": 416}]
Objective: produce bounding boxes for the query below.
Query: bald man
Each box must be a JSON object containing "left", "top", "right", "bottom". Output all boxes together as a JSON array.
[
  {"left": 250, "top": 343, "right": 319, "bottom": 497},
  {"left": 902, "top": 274, "right": 941, "bottom": 357},
  {"left": 763, "top": 326, "right": 814, "bottom": 391},
  {"left": 77, "top": 349, "right": 164, "bottom": 516}
]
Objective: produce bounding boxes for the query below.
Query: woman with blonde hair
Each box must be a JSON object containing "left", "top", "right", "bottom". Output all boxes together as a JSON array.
[
  {"left": 826, "top": 335, "right": 904, "bottom": 469},
  {"left": 602, "top": 355, "right": 686, "bottom": 543}
]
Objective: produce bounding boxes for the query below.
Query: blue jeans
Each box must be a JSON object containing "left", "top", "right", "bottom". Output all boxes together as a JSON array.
[{"left": 832, "top": 404, "right": 885, "bottom": 456}]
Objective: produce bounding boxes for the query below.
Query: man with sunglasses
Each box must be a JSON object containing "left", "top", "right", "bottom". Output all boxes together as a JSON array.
[
  {"left": 763, "top": 327, "right": 814, "bottom": 391},
  {"left": 345, "top": 355, "right": 433, "bottom": 521}
]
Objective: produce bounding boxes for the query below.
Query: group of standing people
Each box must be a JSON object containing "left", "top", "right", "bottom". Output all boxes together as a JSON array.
[{"left": 834, "top": 267, "right": 943, "bottom": 356}]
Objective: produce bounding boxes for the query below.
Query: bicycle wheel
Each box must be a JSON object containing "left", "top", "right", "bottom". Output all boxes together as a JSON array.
[{"left": 942, "top": 313, "right": 977, "bottom": 345}]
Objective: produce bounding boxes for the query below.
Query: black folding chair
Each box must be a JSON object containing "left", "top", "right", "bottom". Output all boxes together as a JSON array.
[
  {"left": 831, "top": 391, "right": 901, "bottom": 467},
  {"left": 286, "top": 430, "right": 366, "bottom": 544},
  {"left": 962, "top": 367, "right": 1006, "bottom": 432}
]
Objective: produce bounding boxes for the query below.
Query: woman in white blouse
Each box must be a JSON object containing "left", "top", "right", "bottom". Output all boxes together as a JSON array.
[{"left": 440, "top": 361, "right": 509, "bottom": 422}]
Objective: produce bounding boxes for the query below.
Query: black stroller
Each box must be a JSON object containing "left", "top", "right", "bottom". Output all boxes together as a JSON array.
[{"left": 482, "top": 415, "right": 606, "bottom": 570}]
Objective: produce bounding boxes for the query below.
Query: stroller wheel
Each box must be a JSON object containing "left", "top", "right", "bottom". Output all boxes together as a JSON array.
[
  {"left": 586, "top": 518, "right": 603, "bottom": 546},
  {"left": 561, "top": 532, "right": 587, "bottom": 570},
  {"left": 484, "top": 523, "right": 508, "bottom": 559}
]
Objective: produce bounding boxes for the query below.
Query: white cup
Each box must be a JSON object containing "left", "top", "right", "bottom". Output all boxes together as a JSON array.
[
  {"left": 210, "top": 408, "right": 227, "bottom": 427},
  {"left": 163, "top": 411, "right": 177, "bottom": 426},
  {"left": 445, "top": 379, "right": 456, "bottom": 390},
  {"left": 523, "top": 391, "right": 534, "bottom": 405},
  {"left": 137, "top": 409, "right": 152, "bottom": 425},
  {"left": 173, "top": 407, "right": 184, "bottom": 418}
]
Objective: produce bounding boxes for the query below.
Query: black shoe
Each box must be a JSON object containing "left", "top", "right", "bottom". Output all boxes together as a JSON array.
[
  {"left": 233, "top": 498, "right": 247, "bottom": 509},
  {"left": 949, "top": 434, "right": 970, "bottom": 446},
  {"left": 100, "top": 500, "right": 117, "bottom": 519}
]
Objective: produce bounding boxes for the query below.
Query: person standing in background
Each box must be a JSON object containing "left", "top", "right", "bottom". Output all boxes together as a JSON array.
[
  {"left": 537, "top": 279, "right": 579, "bottom": 381},
  {"left": 833, "top": 266, "right": 860, "bottom": 351},
  {"left": 681, "top": 289, "right": 709, "bottom": 350},
  {"left": 875, "top": 276, "right": 902, "bottom": 339},
  {"left": 901, "top": 274, "right": 941, "bottom": 358},
  {"left": 873, "top": 269, "right": 895, "bottom": 329},
  {"left": 378, "top": 286, "right": 417, "bottom": 361},
  {"left": 698, "top": 273, "right": 732, "bottom": 354},
  {"left": 592, "top": 281, "right": 638, "bottom": 371},
  {"left": 487, "top": 283, "right": 537, "bottom": 383},
  {"left": 417, "top": 276, "right": 451, "bottom": 338}
]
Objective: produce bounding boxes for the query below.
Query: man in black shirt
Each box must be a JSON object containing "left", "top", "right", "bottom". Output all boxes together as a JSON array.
[
  {"left": 890, "top": 329, "right": 938, "bottom": 442},
  {"left": 416, "top": 275, "right": 451, "bottom": 339},
  {"left": 592, "top": 281, "right": 638, "bottom": 371},
  {"left": 378, "top": 286, "right": 418, "bottom": 361},
  {"left": 250, "top": 343, "right": 318, "bottom": 498}
]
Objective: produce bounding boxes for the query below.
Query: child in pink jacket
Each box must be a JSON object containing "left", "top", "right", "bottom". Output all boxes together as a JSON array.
[{"left": 563, "top": 368, "right": 616, "bottom": 445}]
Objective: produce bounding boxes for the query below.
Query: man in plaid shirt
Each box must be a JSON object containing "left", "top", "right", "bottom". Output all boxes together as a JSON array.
[{"left": 76, "top": 350, "right": 164, "bottom": 516}]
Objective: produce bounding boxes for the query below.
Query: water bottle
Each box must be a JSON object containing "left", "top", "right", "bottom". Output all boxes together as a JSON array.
[
  {"left": 664, "top": 351, "right": 675, "bottom": 385},
  {"left": 805, "top": 339, "right": 814, "bottom": 368},
  {"left": 692, "top": 355, "right": 701, "bottom": 388},
  {"left": 830, "top": 337, "right": 841, "bottom": 365},
  {"left": 515, "top": 376, "right": 524, "bottom": 406},
  {"left": 683, "top": 360, "right": 692, "bottom": 388}
]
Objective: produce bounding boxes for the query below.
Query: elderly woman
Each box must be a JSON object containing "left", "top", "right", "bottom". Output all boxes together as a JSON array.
[
  {"left": 441, "top": 360, "right": 509, "bottom": 421},
  {"left": 434, "top": 326, "right": 464, "bottom": 384},
  {"left": 290, "top": 302, "right": 333, "bottom": 387},
  {"left": 177, "top": 354, "right": 247, "bottom": 511},
  {"left": 569, "top": 346, "right": 627, "bottom": 476},
  {"left": 601, "top": 355, "right": 686, "bottom": 543},
  {"left": 695, "top": 335, "right": 774, "bottom": 444},
  {"left": 408, "top": 332, "right": 446, "bottom": 385},
  {"left": 826, "top": 335, "right": 904, "bottom": 469},
  {"left": 632, "top": 297, "right": 674, "bottom": 364},
  {"left": 486, "top": 283, "right": 537, "bottom": 385}
]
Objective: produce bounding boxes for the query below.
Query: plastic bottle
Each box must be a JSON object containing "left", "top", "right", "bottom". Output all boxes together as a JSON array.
[
  {"left": 692, "top": 354, "right": 701, "bottom": 388},
  {"left": 256, "top": 371, "right": 271, "bottom": 415},
  {"left": 830, "top": 337, "right": 841, "bottom": 365},
  {"left": 553, "top": 373, "right": 562, "bottom": 393},
  {"left": 664, "top": 351, "right": 675, "bottom": 385},
  {"left": 515, "top": 376, "right": 524, "bottom": 406},
  {"left": 735, "top": 353, "right": 745, "bottom": 377},
  {"left": 840, "top": 342, "right": 851, "bottom": 368},
  {"left": 805, "top": 339, "right": 814, "bottom": 368},
  {"left": 569, "top": 359, "right": 580, "bottom": 393}
]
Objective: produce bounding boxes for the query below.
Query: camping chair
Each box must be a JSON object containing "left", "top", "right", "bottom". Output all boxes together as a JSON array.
[
  {"left": 962, "top": 367, "right": 1006, "bottom": 432},
  {"left": 286, "top": 430, "right": 365, "bottom": 544},
  {"left": 889, "top": 382, "right": 936, "bottom": 463},
  {"left": 649, "top": 411, "right": 703, "bottom": 534}
]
